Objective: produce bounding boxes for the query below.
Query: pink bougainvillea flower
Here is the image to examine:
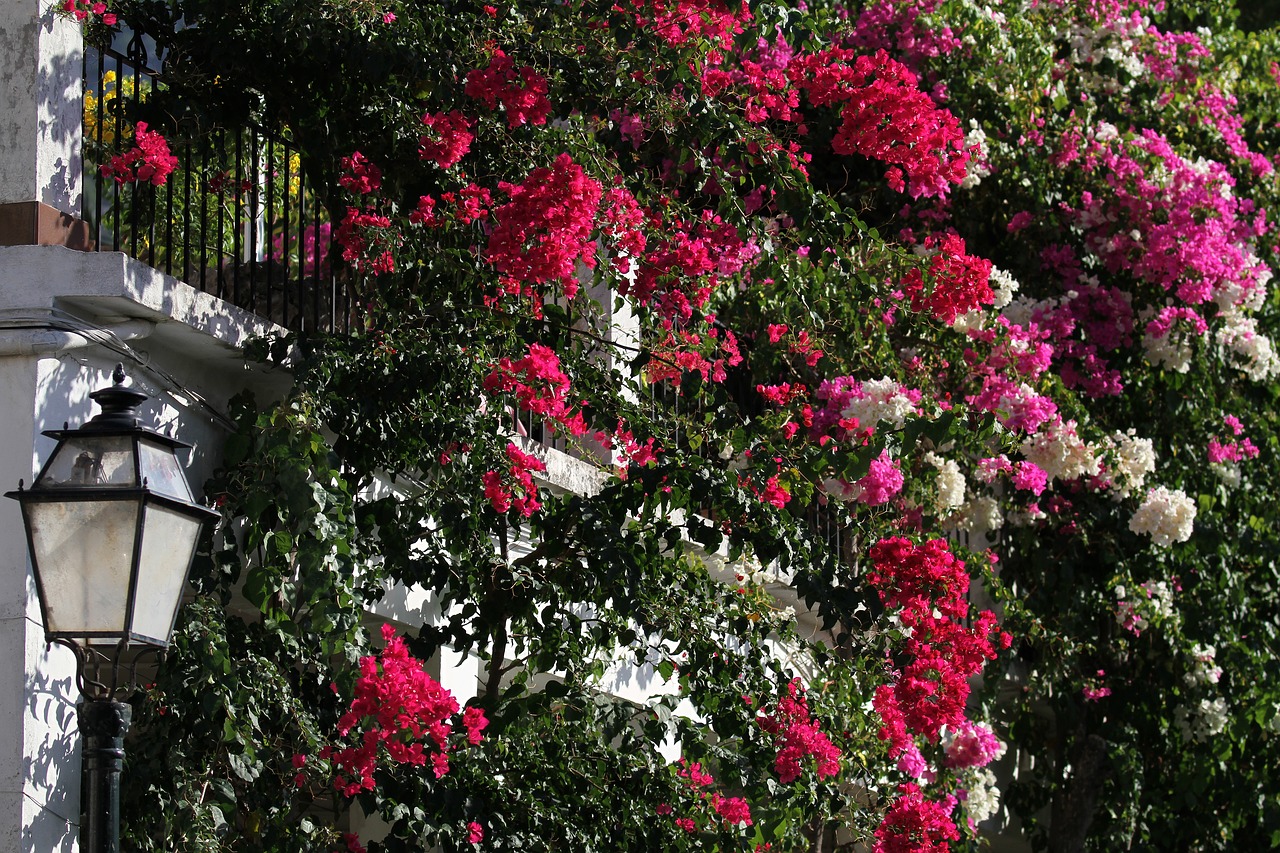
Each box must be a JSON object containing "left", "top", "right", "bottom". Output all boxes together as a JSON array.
[
  {"left": 419, "top": 111, "right": 475, "bottom": 169},
  {"left": 99, "top": 122, "right": 178, "bottom": 187},
  {"left": 464, "top": 48, "right": 552, "bottom": 128}
]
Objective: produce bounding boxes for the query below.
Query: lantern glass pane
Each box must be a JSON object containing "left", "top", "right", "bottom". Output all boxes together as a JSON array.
[
  {"left": 129, "top": 503, "right": 204, "bottom": 643},
  {"left": 137, "top": 438, "right": 193, "bottom": 502},
  {"left": 34, "top": 436, "right": 137, "bottom": 489},
  {"left": 26, "top": 498, "right": 139, "bottom": 635}
]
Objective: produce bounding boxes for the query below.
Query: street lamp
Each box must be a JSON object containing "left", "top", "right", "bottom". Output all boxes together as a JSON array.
[{"left": 5, "top": 364, "right": 218, "bottom": 853}]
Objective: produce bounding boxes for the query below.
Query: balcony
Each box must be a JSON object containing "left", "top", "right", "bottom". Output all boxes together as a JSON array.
[{"left": 81, "top": 44, "right": 351, "bottom": 334}]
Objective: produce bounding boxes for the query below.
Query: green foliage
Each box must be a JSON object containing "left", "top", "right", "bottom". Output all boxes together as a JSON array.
[{"left": 100, "top": 0, "right": 1280, "bottom": 850}]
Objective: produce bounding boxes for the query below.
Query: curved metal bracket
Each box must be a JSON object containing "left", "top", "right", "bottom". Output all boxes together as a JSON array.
[
  {"left": 49, "top": 638, "right": 163, "bottom": 702},
  {"left": 125, "top": 31, "right": 149, "bottom": 68}
]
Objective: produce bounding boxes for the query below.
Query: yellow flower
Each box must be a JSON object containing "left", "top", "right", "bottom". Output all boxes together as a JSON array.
[
  {"left": 83, "top": 70, "right": 148, "bottom": 147},
  {"left": 287, "top": 152, "right": 302, "bottom": 198}
]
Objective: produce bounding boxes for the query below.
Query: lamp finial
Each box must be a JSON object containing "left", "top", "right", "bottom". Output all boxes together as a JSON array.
[{"left": 83, "top": 366, "right": 149, "bottom": 432}]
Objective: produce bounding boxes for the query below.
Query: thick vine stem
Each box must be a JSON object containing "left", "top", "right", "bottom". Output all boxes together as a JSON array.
[
  {"left": 483, "top": 524, "right": 512, "bottom": 706},
  {"left": 1049, "top": 733, "right": 1111, "bottom": 853}
]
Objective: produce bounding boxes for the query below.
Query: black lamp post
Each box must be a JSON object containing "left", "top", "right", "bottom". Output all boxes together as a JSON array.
[{"left": 5, "top": 365, "right": 218, "bottom": 853}]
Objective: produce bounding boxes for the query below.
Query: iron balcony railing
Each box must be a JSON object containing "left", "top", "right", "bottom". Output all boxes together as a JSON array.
[{"left": 82, "top": 45, "right": 350, "bottom": 334}]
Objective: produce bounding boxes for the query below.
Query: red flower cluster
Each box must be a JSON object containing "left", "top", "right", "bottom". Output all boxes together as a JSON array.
[
  {"left": 464, "top": 49, "right": 552, "bottom": 128},
  {"left": 868, "top": 538, "right": 1009, "bottom": 747},
  {"left": 334, "top": 207, "right": 397, "bottom": 275},
  {"left": 629, "top": 0, "right": 751, "bottom": 49},
  {"left": 419, "top": 111, "right": 475, "bottom": 169},
  {"left": 627, "top": 213, "right": 756, "bottom": 323},
  {"left": 866, "top": 537, "right": 968, "bottom": 620},
  {"left": 482, "top": 442, "right": 546, "bottom": 517},
  {"left": 599, "top": 185, "right": 648, "bottom": 274},
  {"left": 338, "top": 151, "right": 382, "bottom": 195},
  {"left": 99, "top": 122, "right": 178, "bottom": 186},
  {"left": 62, "top": 0, "right": 117, "bottom": 25},
  {"left": 484, "top": 154, "right": 603, "bottom": 299},
  {"left": 409, "top": 195, "right": 441, "bottom": 227},
  {"left": 645, "top": 326, "right": 743, "bottom": 385},
  {"left": 790, "top": 48, "right": 970, "bottom": 198},
  {"left": 873, "top": 783, "right": 960, "bottom": 853},
  {"left": 483, "top": 343, "right": 587, "bottom": 436},
  {"left": 595, "top": 421, "right": 661, "bottom": 475},
  {"left": 445, "top": 184, "right": 493, "bottom": 225},
  {"left": 701, "top": 31, "right": 802, "bottom": 125},
  {"left": 659, "top": 759, "right": 754, "bottom": 834},
  {"left": 903, "top": 233, "right": 994, "bottom": 324},
  {"left": 756, "top": 382, "right": 805, "bottom": 406},
  {"left": 327, "top": 624, "right": 487, "bottom": 796},
  {"left": 678, "top": 758, "right": 714, "bottom": 787},
  {"left": 713, "top": 792, "right": 752, "bottom": 825},
  {"left": 758, "top": 475, "right": 791, "bottom": 509},
  {"left": 757, "top": 680, "right": 842, "bottom": 784}
]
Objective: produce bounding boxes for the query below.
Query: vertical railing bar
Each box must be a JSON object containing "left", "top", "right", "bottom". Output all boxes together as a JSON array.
[
  {"left": 145, "top": 65, "right": 159, "bottom": 269},
  {"left": 247, "top": 129, "right": 259, "bottom": 315},
  {"left": 215, "top": 131, "right": 227, "bottom": 299},
  {"left": 110, "top": 54, "right": 122, "bottom": 253},
  {"left": 163, "top": 100, "right": 175, "bottom": 276},
  {"left": 265, "top": 132, "right": 275, "bottom": 322},
  {"left": 93, "top": 48, "right": 106, "bottom": 250},
  {"left": 281, "top": 142, "right": 293, "bottom": 329},
  {"left": 144, "top": 72, "right": 156, "bottom": 266},
  {"left": 201, "top": 135, "right": 212, "bottom": 293},
  {"left": 312, "top": 185, "right": 322, "bottom": 331},
  {"left": 297, "top": 169, "right": 307, "bottom": 332},
  {"left": 182, "top": 138, "right": 192, "bottom": 285},
  {"left": 233, "top": 129, "right": 243, "bottom": 308},
  {"left": 128, "top": 60, "right": 142, "bottom": 259}
]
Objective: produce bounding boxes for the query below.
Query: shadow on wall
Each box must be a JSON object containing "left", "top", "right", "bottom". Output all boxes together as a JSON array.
[
  {"left": 31, "top": 356, "right": 105, "bottom": 473},
  {"left": 24, "top": 656, "right": 80, "bottom": 853},
  {"left": 35, "top": 10, "right": 84, "bottom": 216},
  {"left": 17, "top": 364, "right": 106, "bottom": 852}
]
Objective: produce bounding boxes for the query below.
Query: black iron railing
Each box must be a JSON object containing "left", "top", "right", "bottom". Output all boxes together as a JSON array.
[{"left": 82, "top": 46, "right": 350, "bottom": 333}]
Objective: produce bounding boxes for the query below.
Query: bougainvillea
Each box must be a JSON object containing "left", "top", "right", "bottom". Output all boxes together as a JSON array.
[
  {"left": 326, "top": 624, "right": 487, "bottom": 795},
  {"left": 483, "top": 154, "right": 602, "bottom": 300},
  {"left": 333, "top": 207, "right": 397, "bottom": 275},
  {"left": 98, "top": 121, "right": 177, "bottom": 186},
  {"left": 482, "top": 342, "right": 587, "bottom": 436},
  {"left": 756, "top": 680, "right": 843, "bottom": 783},
  {"left": 873, "top": 783, "right": 960, "bottom": 853},
  {"left": 418, "top": 111, "right": 475, "bottom": 170},
  {"left": 463, "top": 48, "right": 552, "bottom": 128},
  {"left": 481, "top": 442, "right": 547, "bottom": 517},
  {"left": 101, "top": 0, "right": 1280, "bottom": 851},
  {"left": 870, "top": 538, "right": 1009, "bottom": 747},
  {"left": 60, "top": 0, "right": 117, "bottom": 25},
  {"left": 790, "top": 47, "right": 972, "bottom": 197}
]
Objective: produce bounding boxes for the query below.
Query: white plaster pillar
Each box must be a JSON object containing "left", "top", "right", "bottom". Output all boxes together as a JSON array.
[
  {"left": 0, "top": 355, "right": 83, "bottom": 852},
  {"left": 0, "top": 1, "right": 83, "bottom": 214}
]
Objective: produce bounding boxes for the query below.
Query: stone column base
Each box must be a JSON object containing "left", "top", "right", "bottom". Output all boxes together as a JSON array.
[{"left": 0, "top": 202, "right": 92, "bottom": 251}]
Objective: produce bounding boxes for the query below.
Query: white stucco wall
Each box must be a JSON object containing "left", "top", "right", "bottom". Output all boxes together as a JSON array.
[{"left": 0, "top": 1, "right": 82, "bottom": 212}]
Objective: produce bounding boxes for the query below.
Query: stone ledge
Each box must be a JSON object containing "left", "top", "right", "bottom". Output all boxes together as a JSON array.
[{"left": 0, "top": 244, "right": 285, "bottom": 369}]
